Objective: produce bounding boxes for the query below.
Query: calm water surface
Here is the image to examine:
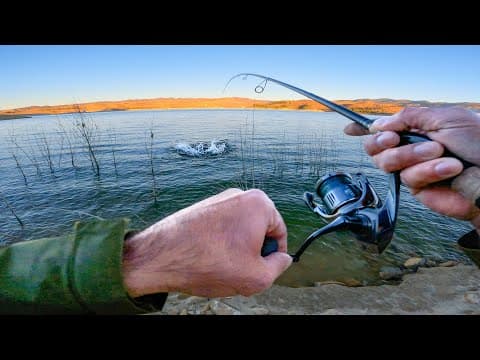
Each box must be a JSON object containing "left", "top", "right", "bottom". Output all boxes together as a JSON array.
[{"left": 0, "top": 109, "right": 473, "bottom": 286}]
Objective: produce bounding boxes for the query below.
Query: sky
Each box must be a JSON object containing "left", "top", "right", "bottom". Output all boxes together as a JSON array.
[{"left": 0, "top": 45, "right": 479, "bottom": 110}]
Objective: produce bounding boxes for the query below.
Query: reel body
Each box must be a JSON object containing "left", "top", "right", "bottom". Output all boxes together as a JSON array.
[{"left": 290, "top": 171, "right": 400, "bottom": 262}]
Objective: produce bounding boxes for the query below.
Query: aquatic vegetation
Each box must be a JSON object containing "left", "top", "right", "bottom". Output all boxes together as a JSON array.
[
  {"left": 73, "top": 107, "right": 101, "bottom": 177},
  {"left": 146, "top": 128, "right": 158, "bottom": 203},
  {"left": 36, "top": 130, "right": 55, "bottom": 174},
  {"left": 0, "top": 191, "right": 23, "bottom": 227},
  {"left": 56, "top": 118, "right": 78, "bottom": 169}
]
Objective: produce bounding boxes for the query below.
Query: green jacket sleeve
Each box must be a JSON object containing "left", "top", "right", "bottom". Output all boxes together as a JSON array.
[{"left": 0, "top": 218, "right": 167, "bottom": 314}]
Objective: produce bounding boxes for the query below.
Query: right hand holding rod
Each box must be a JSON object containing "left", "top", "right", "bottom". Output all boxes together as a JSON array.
[{"left": 344, "top": 106, "right": 480, "bottom": 230}]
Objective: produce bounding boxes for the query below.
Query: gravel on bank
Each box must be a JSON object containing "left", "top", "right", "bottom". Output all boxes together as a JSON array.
[{"left": 151, "top": 264, "right": 480, "bottom": 315}]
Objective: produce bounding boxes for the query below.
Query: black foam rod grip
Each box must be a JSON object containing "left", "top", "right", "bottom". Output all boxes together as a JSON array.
[{"left": 261, "top": 237, "right": 278, "bottom": 257}]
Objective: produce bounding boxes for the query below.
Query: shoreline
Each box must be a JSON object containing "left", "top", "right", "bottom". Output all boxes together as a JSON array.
[
  {"left": 0, "top": 107, "right": 390, "bottom": 119},
  {"left": 0, "top": 114, "right": 32, "bottom": 120},
  {"left": 154, "top": 263, "right": 480, "bottom": 315}
]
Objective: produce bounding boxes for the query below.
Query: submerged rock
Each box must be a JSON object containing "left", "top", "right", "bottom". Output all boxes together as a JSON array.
[
  {"left": 314, "top": 281, "right": 347, "bottom": 287},
  {"left": 425, "top": 259, "right": 438, "bottom": 267},
  {"left": 439, "top": 260, "right": 458, "bottom": 267},
  {"left": 379, "top": 266, "right": 404, "bottom": 280},
  {"left": 404, "top": 257, "right": 426, "bottom": 270},
  {"left": 341, "top": 278, "right": 363, "bottom": 287}
]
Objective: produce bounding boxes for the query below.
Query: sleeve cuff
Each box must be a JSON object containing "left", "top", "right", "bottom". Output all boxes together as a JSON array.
[{"left": 70, "top": 219, "right": 168, "bottom": 314}]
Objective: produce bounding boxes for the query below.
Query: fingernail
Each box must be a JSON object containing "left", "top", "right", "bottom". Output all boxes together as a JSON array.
[
  {"left": 413, "top": 142, "right": 440, "bottom": 158},
  {"left": 435, "top": 160, "right": 461, "bottom": 177},
  {"left": 376, "top": 132, "right": 396, "bottom": 147}
]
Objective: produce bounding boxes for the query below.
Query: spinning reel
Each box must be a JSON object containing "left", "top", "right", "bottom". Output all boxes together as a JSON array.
[
  {"left": 261, "top": 170, "right": 400, "bottom": 260},
  {"left": 291, "top": 171, "right": 399, "bottom": 261},
  {"left": 230, "top": 73, "right": 475, "bottom": 261}
]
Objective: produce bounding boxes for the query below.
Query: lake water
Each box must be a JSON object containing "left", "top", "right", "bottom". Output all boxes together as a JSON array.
[{"left": 0, "top": 109, "right": 473, "bottom": 287}]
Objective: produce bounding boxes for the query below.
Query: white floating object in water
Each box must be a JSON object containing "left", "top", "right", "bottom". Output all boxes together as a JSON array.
[{"left": 175, "top": 139, "right": 230, "bottom": 157}]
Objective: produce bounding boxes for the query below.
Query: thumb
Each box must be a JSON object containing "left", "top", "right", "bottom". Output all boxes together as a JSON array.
[{"left": 263, "top": 252, "right": 293, "bottom": 279}]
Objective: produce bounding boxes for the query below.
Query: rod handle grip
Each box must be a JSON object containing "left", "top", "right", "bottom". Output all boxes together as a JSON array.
[{"left": 261, "top": 237, "right": 278, "bottom": 257}]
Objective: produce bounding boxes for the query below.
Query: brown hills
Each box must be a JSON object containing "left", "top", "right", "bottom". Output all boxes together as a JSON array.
[{"left": 1, "top": 97, "right": 479, "bottom": 120}]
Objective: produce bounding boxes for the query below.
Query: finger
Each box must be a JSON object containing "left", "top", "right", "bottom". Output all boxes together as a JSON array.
[
  {"left": 371, "top": 141, "right": 444, "bottom": 173},
  {"left": 413, "top": 187, "right": 479, "bottom": 220},
  {"left": 400, "top": 157, "right": 464, "bottom": 189},
  {"left": 265, "top": 207, "right": 288, "bottom": 252},
  {"left": 263, "top": 252, "right": 292, "bottom": 281},
  {"left": 344, "top": 122, "right": 370, "bottom": 136},
  {"left": 370, "top": 107, "right": 439, "bottom": 133},
  {"left": 364, "top": 131, "right": 401, "bottom": 156}
]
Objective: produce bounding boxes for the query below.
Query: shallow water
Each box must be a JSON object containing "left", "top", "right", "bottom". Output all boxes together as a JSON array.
[{"left": 0, "top": 109, "right": 473, "bottom": 286}]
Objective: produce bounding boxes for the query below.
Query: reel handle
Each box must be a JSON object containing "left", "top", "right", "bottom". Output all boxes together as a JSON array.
[{"left": 261, "top": 237, "right": 278, "bottom": 257}]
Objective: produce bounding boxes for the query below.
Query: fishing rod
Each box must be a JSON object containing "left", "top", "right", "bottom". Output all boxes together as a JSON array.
[{"left": 226, "top": 73, "right": 476, "bottom": 261}]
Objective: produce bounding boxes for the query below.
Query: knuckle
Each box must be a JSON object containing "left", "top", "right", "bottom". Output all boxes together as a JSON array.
[
  {"left": 400, "top": 167, "right": 426, "bottom": 189},
  {"left": 399, "top": 172, "right": 412, "bottom": 187},
  {"left": 226, "top": 187, "right": 244, "bottom": 194},
  {"left": 373, "top": 152, "right": 396, "bottom": 173},
  {"left": 223, "top": 187, "right": 242, "bottom": 194},
  {"left": 244, "top": 188, "right": 272, "bottom": 208},
  {"left": 245, "top": 188, "right": 267, "bottom": 200},
  {"left": 399, "top": 106, "right": 427, "bottom": 120},
  {"left": 399, "top": 107, "right": 414, "bottom": 116},
  {"left": 364, "top": 135, "right": 379, "bottom": 155},
  {"left": 405, "top": 106, "right": 421, "bottom": 114}
]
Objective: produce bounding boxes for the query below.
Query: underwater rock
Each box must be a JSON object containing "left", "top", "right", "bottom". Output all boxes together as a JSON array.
[
  {"left": 425, "top": 259, "right": 438, "bottom": 267},
  {"left": 379, "top": 266, "right": 404, "bottom": 280},
  {"left": 404, "top": 257, "right": 426, "bottom": 270},
  {"left": 341, "top": 278, "right": 363, "bottom": 287},
  {"left": 438, "top": 260, "right": 458, "bottom": 267},
  {"left": 314, "top": 281, "right": 347, "bottom": 287}
]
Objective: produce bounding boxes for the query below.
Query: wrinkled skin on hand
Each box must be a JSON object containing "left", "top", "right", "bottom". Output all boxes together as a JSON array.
[
  {"left": 122, "top": 188, "right": 292, "bottom": 298},
  {"left": 344, "top": 106, "right": 480, "bottom": 226}
]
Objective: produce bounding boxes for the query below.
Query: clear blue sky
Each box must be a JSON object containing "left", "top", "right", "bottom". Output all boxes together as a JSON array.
[{"left": 0, "top": 45, "right": 479, "bottom": 110}]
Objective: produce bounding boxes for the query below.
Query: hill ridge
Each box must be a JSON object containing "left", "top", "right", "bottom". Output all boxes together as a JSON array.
[{"left": 1, "top": 97, "right": 479, "bottom": 118}]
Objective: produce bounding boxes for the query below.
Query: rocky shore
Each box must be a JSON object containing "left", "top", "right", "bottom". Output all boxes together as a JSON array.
[{"left": 152, "top": 261, "right": 480, "bottom": 315}]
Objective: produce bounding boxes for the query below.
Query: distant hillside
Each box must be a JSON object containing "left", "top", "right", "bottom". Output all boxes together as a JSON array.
[{"left": 1, "top": 97, "right": 479, "bottom": 118}]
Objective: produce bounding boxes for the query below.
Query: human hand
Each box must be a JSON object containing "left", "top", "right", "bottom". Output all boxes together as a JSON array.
[
  {"left": 344, "top": 106, "right": 480, "bottom": 226},
  {"left": 122, "top": 188, "right": 292, "bottom": 298}
]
